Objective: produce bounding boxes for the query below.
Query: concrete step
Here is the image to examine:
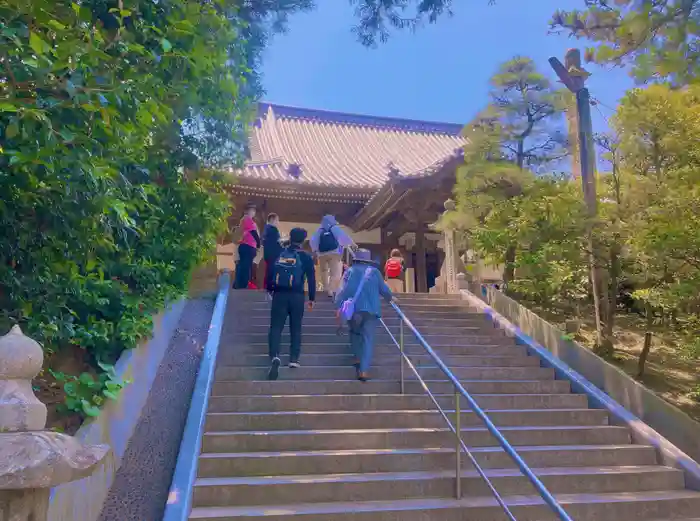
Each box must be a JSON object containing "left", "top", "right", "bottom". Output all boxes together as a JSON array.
[
  {"left": 232, "top": 323, "right": 493, "bottom": 335},
  {"left": 238, "top": 308, "right": 482, "bottom": 320},
  {"left": 207, "top": 393, "right": 588, "bottom": 413},
  {"left": 189, "top": 490, "right": 700, "bottom": 520},
  {"left": 226, "top": 292, "right": 463, "bottom": 303},
  {"left": 227, "top": 308, "right": 486, "bottom": 328},
  {"left": 218, "top": 353, "right": 541, "bottom": 368},
  {"left": 201, "top": 425, "right": 631, "bottom": 452},
  {"left": 204, "top": 408, "right": 608, "bottom": 431},
  {"left": 211, "top": 290, "right": 700, "bottom": 521},
  {"left": 227, "top": 333, "right": 512, "bottom": 346},
  {"left": 212, "top": 365, "right": 553, "bottom": 382},
  {"left": 192, "top": 466, "right": 683, "bottom": 507},
  {"left": 391, "top": 294, "right": 464, "bottom": 300},
  {"left": 383, "top": 316, "right": 489, "bottom": 326},
  {"left": 224, "top": 343, "right": 519, "bottom": 356},
  {"left": 213, "top": 379, "right": 572, "bottom": 396},
  {"left": 197, "top": 444, "right": 658, "bottom": 478}
]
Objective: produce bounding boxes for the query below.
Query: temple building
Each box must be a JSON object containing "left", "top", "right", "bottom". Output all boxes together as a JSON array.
[{"left": 216, "top": 103, "right": 502, "bottom": 293}]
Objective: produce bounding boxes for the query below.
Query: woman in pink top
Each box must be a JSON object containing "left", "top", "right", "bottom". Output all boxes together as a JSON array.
[{"left": 234, "top": 203, "right": 261, "bottom": 289}]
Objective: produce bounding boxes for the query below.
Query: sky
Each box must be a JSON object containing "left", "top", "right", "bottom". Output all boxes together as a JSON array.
[{"left": 260, "top": 0, "right": 635, "bottom": 133}]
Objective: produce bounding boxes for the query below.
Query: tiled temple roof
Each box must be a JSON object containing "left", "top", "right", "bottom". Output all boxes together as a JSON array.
[{"left": 234, "top": 103, "right": 466, "bottom": 190}]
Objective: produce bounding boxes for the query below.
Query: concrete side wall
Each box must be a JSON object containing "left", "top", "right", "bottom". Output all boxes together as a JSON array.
[
  {"left": 463, "top": 285, "right": 700, "bottom": 489},
  {"left": 47, "top": 300, "right": 187, "bottom": 521}
]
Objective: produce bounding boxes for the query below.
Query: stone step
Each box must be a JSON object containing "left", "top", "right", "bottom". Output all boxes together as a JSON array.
[
  {"left": 188, "top": 490, "right": 700, "bottom": 520},
  {"left": 212, "top": 365, "right": 553, "bottom": 382},
  {"left": 192, "top": 466, "right": 683, "bottom": 508},
  {"left": 227, "top": 315, "right": 488, "bottom": 327},
  {"left": 206, "top": 393, "right": 588, "bottom": 413},
  {"left": 226, "top": 333, "right": 512, "bottom": 346},
  {"left": 384, "top": 315, "right": 489, "bottom": 325},
  {"left": 239, "top": 308, "right": 483, "bottom": 320},
  {"left": 204, "top": 408, "right": 608, "bottom": 431},
  {"left": 197, "top": 444, "right": 658, "bottom": 478},
  {"left": 214, "top": 380, "right": 572, "bottom": 396},
  {"left": 201, "top": 425, "right": 631, "bottom": 452},
  {"left": 211, "top": 291, "right": 700, "bottom": 521},
  {"left": 224, "top": 343, "right": 519, "bottom": 356},
  {"left": 218, "top": 353, "right": 541, "bottom": 369},
  {"left": 232, "top": 323, "right": 493, "bottom": 334},
  {"left": 226, "top": 292, "right": 462, "bottom": 302}
]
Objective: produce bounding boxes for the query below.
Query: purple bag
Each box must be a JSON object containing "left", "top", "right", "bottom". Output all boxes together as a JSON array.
[{"left": 339, "top": 268, "right": 372, "bottom": 321}]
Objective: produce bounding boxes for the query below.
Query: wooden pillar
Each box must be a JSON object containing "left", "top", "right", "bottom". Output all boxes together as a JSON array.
[
  {"left": 380, "top": 227, "right": 390, "bottom": 266},
  {"left": 404, "top": 248, "right": 415, "bottom": 293},
  {"left": 254, "top": 202, "right": 268, "bottom": 288},
  {"left": 415, "top": 228, "right": 428, "bottom": 293}
]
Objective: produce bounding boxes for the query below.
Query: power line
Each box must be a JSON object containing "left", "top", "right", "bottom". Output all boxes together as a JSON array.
[{"left": 590, "top": 95, "right": 617, "bottom": 114}]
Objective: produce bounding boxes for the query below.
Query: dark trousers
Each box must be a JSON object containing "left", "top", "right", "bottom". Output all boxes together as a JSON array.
[
  {"left": 268, "top": 291, "right": 305, "bottom": 362},
  {"left": 348, "top": 312, "right": 377, "bottom": 373},
  {"left": 263, "top": 259, "right": 273, "bottom": 290},
  {"left": 234, "top": 244, "right": 256, "bottom": 289}
]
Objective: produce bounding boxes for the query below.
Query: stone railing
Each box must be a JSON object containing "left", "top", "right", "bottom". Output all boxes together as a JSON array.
[
  {"left": 430, "top": 199, "right": 473, "bottom": 295},
  {"left": 0, "top": 326, "right": 109, "bottom": 521}
]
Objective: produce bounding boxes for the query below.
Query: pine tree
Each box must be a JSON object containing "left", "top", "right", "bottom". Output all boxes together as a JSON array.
[
  {"left": 551, "top": 0, "right": 700, "bottom": 86},
  {"left": 455, "top": 56, "right": 569, "bottom": 286}
]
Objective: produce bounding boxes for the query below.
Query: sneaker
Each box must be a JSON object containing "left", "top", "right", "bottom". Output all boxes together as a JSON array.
[
  {"left": 288, "top": 361, "right": 301, "bottom": 369},
  {"left": 357, "top": 371, "right": 370, "bottom": 382},
  {"left": 268, "top": 357, "right": 281, "bottom": 381}
]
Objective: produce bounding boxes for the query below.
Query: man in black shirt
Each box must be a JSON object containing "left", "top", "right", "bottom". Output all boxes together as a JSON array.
[
  {"left": 262, "top": 213, "right": 283, "bottom": 290},
  {"left": 266, "top": 227, "right": 316, "bottom": 380}
]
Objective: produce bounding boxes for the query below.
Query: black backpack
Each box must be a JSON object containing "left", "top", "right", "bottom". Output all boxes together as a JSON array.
[
  {"left": 273, "top": 248, "right": 304, "bottom": 290},
  {"left": 318, "top": 226, "right": 339, "bottom": 253}
]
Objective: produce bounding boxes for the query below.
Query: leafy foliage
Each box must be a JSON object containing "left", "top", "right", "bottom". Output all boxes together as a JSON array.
[
  {"left": 608, "top": 85, "right": 700, "bottom": 347},
  {"left": 452, "top": 57, "right": 570, "bottom": 286},
  {"left": 453, "top": 157, "right": 588, "bottom": 310},
  {"left": 0, "top": 0, "right": 265, "bottom": 419},
  {"left": 349, "top": 0, "right": 495, "bottom": 46},
  {"left": 551, "top": 0, "right": 700, "bottom": 86},
  {"left": 50, "top": 361, "right": 129, "bottom": 418},
  {"left": 450, "top": 58, "right": 700, "bottom": 386},
  {"left": 468, "top": 56, "right": 568, "bottom": 171}
]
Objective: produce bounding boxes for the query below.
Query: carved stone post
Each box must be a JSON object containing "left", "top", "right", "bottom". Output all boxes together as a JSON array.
[
  {"left": 442, "top": 200, "right": 459, "bottom": 294},
  {"left": 0, "top": 326, "right": 109, "bottom": 521}
]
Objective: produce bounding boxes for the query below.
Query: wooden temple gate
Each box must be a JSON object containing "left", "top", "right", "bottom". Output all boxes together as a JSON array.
[{"left": 215, "top": 103, "right": 502, "bottom": 293}]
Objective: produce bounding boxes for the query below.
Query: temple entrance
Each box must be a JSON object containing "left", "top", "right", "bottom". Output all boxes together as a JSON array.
[
  {"left": 409, "top": 251, "right": 441, "bottom": 294},
  {"left": 426, "top": 251, "right": 440, "bottom": 292}
]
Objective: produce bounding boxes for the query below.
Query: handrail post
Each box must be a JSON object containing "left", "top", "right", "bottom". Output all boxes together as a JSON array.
[
  {"left": 455, "top": 387, "right": 462, "bottom": 499},
  {"left": 399, "top": 320, "right": 405, "bottom": 394}
]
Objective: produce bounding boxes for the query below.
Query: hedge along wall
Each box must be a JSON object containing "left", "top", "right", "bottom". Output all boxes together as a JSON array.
[{"left": 47, "top": 300, "right": 185, "bottom": 521}]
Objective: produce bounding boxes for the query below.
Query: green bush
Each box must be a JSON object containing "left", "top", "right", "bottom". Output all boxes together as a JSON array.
[{"left": 0, "top": 0, "right": 252, "bottom": 419}]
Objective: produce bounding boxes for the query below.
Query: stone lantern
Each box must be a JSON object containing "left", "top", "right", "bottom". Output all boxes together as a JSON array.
[{"left": 0, "top": 325, "right": 109, "bottom": 521}]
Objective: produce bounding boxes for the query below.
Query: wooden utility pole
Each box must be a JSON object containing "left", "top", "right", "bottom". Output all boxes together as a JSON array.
[{"left": 549, "top": 49, "right": 611, "bottom": 355}]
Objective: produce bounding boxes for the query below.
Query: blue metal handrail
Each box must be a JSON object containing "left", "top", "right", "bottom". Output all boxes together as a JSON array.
[
  {"left": 162, "top": 271, "right": 231, "bottom": 521},
  {"left": 379, "top": 315, "right": 517, "bottom": 518},
  {"left": 384, "top": 300, "right": 573, "bottom": 521}
]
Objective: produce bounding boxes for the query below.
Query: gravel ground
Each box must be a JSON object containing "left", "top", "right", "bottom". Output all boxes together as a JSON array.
[{"left": 98, "top": 298, "right": 215, "bottom": 521}]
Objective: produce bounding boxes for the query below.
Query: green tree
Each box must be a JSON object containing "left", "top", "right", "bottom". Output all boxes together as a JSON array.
[
  {"left": 451, "top": 157, "right": 588, "bottom": 311},
  {"left": 478, "top": 56, "right": 568, "bottom": 170},
  {"left": 349, "top": 0, "right": 495, "bottom": 46},
  {"left": 457, "top": 56, "right": 568, "bottom": 284},
  {"left": 551, "top": 0, "right": 700, "bottom": 85},
  {"left": 0, "top": 0, "right": 306, "bottom": 419},
  {"left": 598, "top": 84, "right": 700, "bottom": 374}
]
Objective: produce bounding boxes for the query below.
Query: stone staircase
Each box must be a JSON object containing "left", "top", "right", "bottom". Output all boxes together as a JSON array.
[{"left": 188, "top": 291, "right": 700, "bottom": 520}]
